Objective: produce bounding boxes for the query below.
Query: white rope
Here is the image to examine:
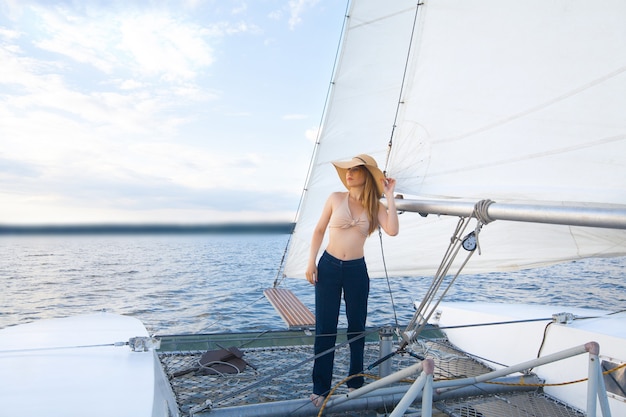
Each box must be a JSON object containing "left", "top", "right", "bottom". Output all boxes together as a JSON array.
[
  {"left": 471, "top": 199, "right": 495, "bottom": 255},
  {"left": 474, "top": 198, "right": 495, "bottom": 224},
  {"left": 197, "top": 359, "right": 242, "bottom": 377}
]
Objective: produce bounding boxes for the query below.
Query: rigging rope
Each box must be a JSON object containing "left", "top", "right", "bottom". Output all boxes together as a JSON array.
[
  {"left": 382, "top": 1, "right": 423, "bottom": 170},
  {"left": 204, "top": 326, "right": 380, "bottom": 413},
  {"left": 271, "top": 0, "right": 350, "bottom": 289},
  {"left": 378, "top": 226, "right": 400, "bottom": 331},
  {"left": 474, "top": 198, "right": 495, "bottom": 224},
  {"left": 484, "top": 362, "right": 626, "bottom": 388},
  {"left": 375, "top": 1, "right": 425, "bottom": 344},
  {"left": 399, "top": 199, "right": 495, "bottom": 349}
]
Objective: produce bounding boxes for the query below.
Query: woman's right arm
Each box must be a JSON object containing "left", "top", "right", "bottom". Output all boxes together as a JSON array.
[{"left": 306, "top": 194, "right": 334, "bottom": 284}]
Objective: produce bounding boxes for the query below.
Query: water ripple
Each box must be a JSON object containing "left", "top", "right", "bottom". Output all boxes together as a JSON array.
[{"left": 1, "top": 234, "right": 625, "bottom": 334}]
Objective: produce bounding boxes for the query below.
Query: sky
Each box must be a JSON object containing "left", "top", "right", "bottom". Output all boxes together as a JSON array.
[{"left": 0, "top": 0, "right": 347, "bottom": 225}]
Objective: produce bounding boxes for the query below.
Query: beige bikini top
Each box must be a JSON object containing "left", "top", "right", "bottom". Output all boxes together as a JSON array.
[{"left": 329, "top": 194, "right": 369, "bottom": 236}]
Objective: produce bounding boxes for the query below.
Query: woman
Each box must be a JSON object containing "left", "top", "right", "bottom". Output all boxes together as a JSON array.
[{"left": 306, "top": 154, "right": 399, "bottom": 406}]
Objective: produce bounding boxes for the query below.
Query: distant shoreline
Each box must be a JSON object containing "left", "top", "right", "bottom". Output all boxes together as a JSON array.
[{"left": 0, "top": 223, "right": 295, "bottom": 235}]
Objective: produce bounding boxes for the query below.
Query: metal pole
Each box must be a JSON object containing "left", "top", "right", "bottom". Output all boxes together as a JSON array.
[
  {"left": 201, "top": 375, "right": 541, "bottom": 417},
  {"left": 388, "top": 372, "right": 427, "bottom": 417},
  {"left": 588, "top": 347, "right": 598, "bottom": 417},
  {"left": 422, "top": 372, "right": 434, "bottom": 417},
  {"left": 587, "top": 341, "right": 612, "bottom": 417},
  {"left": 435, "top": 343, "right": 591, "bottom": 393},
  {"left": 389, "top": 359, "right": 434, "bottom": 417},
  {"left": 327, "top": 361, "right": 424, "bottom": 408},
  {"left": 387, "top": 197, "right": 626, "bottom": 229},
  {"left": 389, "top": 359, "right": 435, "bottom": 417},
  {"left": 379, "top": 326, "right": 394, "bottom": 378},
  {"left": 596, "top": 359, "right": 612, "bottom": 417}
]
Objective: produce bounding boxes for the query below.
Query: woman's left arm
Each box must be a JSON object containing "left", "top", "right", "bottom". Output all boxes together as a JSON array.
[{"left": 378, "top": 177, "right": 399, "bottom": 236}]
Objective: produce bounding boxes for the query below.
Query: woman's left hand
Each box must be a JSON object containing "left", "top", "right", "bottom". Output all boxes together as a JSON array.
[{"left": 382, "top": 177, "right": 396, "bottom": 196}]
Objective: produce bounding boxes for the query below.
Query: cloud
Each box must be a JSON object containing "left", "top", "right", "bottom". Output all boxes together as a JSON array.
[
  {"left": 0, "top": 0, "right": 343, "bottom": 224},
  {"left": 305, "top": 126, "right": 320, "bottom": 143},
  {"left": 118, "top": 14, "right": 215, "bottom": 82},
  {"left": 118, "top": 79, "right": 144, "bottom": 90},
  {"left": 266, "top": 0, "right": 320, "bottom": 30},
  {"left": 0, "top": 185, "right": 298, "bottom": 225},
  {"left": 0, "top": 27, "right": 19, "bottom": 41},
  {"left": 0, "top": 4, "right": 225, "bottom": 164},
  {"left": 0, "top": 156, "right": 41, "bottom": 178},
  {"left": 25, "top": 5, "right": 216, "bottom": 83},
  {"left": 268, "top": 10, "right": 282, "bottom": 21},
  {"left": 231, "top": 3, "right": 247, "bottom": 16},
  {"left": 287, "top": 0, "right": 320, "bottom": 30},
  {"left": 282, "top": 114, "right": 308, "bottom": 120}
]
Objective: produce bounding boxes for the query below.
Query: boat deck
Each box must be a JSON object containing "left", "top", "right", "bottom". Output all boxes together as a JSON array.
[
  {"left": 160, "top": 341, "right": 443, "bottom": 416},
  {"left": 157, "top": 329, "right": 586, "bottom": 416}
]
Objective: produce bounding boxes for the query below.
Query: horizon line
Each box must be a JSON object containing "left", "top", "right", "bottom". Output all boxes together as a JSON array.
[{"left": 0, "top": 222, "right": 295, "bottom": 235}]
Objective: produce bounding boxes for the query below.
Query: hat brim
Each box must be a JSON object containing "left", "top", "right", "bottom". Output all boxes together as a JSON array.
[{"left": 332, "top": 155, "right": 385, "bottom": 195}]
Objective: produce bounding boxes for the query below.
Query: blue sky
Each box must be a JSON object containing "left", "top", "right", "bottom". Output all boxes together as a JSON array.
[{"left": 0, "top": 0, "right": 347, "bottom": 224}]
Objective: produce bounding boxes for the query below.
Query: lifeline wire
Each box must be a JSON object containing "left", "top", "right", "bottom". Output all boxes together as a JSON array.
[
  {"left": 0, "top": 341, "right": 128, "bottom": 354},
  {"left": 206, "top": 326, "right": 381, "bottom": 411}
]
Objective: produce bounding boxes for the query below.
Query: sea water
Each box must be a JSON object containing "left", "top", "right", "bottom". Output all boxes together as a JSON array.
[{"left": 1, "top": 233, "right": 625, "bottom": 334}]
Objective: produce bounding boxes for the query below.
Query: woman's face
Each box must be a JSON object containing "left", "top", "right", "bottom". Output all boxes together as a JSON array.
[{"left": 346, "top": 166, "right": 366, "bottom": 188}]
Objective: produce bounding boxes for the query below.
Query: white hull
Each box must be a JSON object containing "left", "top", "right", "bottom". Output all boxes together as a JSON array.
[
  {"left": 2, "top": 306, "right": 625, "bottom": 416},
  {"left": 432, "top": 302, "right": 626, "bottom": 417},
  {"left": 0, "top": 312, "right": 178, "bottom": 417}
]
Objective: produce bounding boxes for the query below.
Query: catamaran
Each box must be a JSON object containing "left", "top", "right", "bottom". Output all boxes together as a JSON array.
[{"left": 1, "top": 1, "right": 625, "bottom": 416}]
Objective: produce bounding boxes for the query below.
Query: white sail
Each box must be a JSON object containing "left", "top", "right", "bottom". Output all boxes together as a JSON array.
[{"left": 284, "top": 0, "right": 626, "bottom": 279}]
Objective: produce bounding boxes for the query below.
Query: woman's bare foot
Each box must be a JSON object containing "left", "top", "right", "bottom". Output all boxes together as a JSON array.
[{"left": 310, "top": 393, "right": 325, "bottom": 407}]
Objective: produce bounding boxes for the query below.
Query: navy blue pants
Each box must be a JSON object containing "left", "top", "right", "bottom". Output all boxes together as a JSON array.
[{"left": 312, "top": 251, "right": 370, "bottom": 396}]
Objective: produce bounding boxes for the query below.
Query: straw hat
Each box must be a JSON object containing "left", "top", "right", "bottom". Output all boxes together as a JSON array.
[{"left": 332, "top": 154, "right": 385, "bottom": 195}]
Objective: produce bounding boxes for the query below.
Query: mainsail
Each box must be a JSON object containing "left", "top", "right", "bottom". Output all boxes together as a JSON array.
[{"left": 284, "top": 0, "right": 626, "bottom": 279}]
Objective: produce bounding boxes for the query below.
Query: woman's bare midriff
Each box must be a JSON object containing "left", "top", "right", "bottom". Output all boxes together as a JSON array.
[{"left": 325, "top": 227, "right": 367, "bottom": 260}]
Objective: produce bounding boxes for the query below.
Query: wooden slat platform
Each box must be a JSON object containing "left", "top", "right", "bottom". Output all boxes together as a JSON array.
[{"left": 264, "top": 288, "right": 315, "bottom": 329}]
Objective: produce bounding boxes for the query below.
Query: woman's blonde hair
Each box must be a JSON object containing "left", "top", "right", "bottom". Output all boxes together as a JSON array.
[{"left": 361, "top": 169, "right": 381, "bottom": 235}]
